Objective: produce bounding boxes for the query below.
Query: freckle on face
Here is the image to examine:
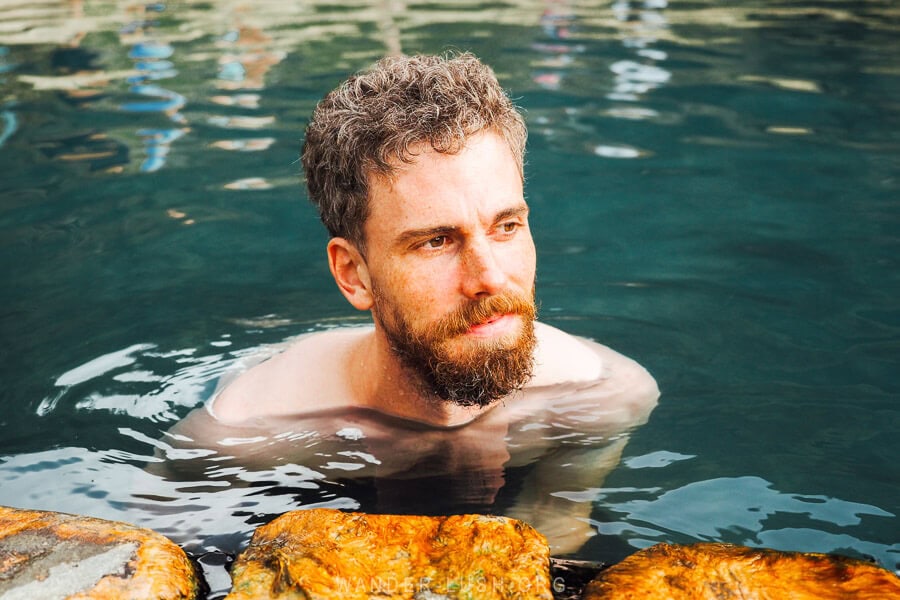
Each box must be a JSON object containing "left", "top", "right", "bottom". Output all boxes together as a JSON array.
[{"left": 363, "top": 131, "right": 535, "bottom": 330}]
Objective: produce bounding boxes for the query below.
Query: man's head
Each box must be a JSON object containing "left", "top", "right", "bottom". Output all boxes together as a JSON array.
[
  {"left": 303, "top": 54, "right": 537, "bottom": 408},
  {"left": 301, "top": 52, "right": 527, "bottom": 253}
]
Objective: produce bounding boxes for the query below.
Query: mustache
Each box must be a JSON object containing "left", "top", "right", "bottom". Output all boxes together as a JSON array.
[{"left": 430, "top": 292, "right": 537, "bottom": 340}]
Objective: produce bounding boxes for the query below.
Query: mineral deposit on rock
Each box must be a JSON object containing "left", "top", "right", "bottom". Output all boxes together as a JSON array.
[
  {"left": 0, "top": 505, "right": 203, "bottom": 600},
  {"left": 583, "top": 542, "right": 900, "bottom": 599},
  {"left": 226, "top": 508, "right": 553, "bottom": 600}
]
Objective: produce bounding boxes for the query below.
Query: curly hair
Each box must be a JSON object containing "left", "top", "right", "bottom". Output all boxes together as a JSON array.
[{"left": 301, "top": 52, "right": 527, "bottom": 251}]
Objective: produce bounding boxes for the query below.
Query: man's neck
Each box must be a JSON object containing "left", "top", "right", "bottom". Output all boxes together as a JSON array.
[{"left": 347, "top": 329, "right": 500, "bottom": 428}]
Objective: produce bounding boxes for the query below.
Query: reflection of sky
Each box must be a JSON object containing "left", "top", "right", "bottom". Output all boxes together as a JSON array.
[
  {"left": 598, "top": 0, "right": 670, "bottom": 158},
  {"left": 590, "top": 471, "right": 899, "bottom": 568},
  {"left": 0, "top": 46, "right": 18, "bottom": 149},
  {"left": 122, "top": 37, "right": 186, "bottom": 172},
  {"left": 529, "top": 0, "right": 673, "bottom": 160},
  {"left": 609, "top": 0, "right": 670, "bottom": 102}
]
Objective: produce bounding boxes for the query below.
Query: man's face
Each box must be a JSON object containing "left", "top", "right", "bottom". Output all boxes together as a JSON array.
[{"left": 361, "top": 130, "right": 538, "bottom": 406}]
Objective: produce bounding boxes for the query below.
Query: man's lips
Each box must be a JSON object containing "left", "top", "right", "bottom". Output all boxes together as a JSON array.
[{"left": 465, "top": 313, "right": 519, "bottom": 338}]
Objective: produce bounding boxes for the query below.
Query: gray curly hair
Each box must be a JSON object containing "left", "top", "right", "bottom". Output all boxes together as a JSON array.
[{"left": 301, "top": 52, "right": 527, "bottom": 251}]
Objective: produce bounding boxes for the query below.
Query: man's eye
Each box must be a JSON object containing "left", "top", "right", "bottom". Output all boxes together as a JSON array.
[
  {"left": 500, "top": 222, "right": 519, "bottom": 233},
  {"left": 424, "top": 236, "right": 446, "bottom": 249}
]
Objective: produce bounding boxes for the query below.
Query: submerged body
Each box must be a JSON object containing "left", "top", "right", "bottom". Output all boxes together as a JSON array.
[{"left": 170, "top": 324, "right": 658, "bottom": 553}]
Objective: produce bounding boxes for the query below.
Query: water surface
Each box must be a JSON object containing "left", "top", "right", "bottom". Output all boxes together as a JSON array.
[{"left": 1, "top": 0, "right": 898, "bottom": 594}]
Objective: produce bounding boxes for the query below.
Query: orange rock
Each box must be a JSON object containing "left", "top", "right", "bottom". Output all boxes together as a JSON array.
[
  {"left": 583, "top": 542, "right": 900, "bottom": 599},
  {"left": 226, "top": 508, "right": 553, "bottom": 599},
  {"left": 0, "top": 505, "right": 203, "bottom": 599}
]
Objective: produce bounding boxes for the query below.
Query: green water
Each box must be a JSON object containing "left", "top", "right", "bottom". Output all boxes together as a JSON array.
[{"left": 1, "top": 0, "right": 898, "bottom": 594}]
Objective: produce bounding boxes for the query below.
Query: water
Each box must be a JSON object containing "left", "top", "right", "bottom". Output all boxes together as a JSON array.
[{"left": 1, "top": 0, "right": 898, "bottom": 594}]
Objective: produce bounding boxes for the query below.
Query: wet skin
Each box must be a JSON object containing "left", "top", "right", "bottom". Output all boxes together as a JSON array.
[{"left": 167, "top": 130, "right": 660, "bottom": 553}]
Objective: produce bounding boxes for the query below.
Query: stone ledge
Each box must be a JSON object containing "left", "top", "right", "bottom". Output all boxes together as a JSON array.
[
  {"left": 3, "top": 505, "right": 899, "bottom": 599},
  {"left": 0, "top": 505, "right": 204, "bottom": 600},
  {"left": 225, "top": 509, "right": 553, "bottom": 600},
  {"left": 583, "top": 542, "right": 900, "bottom": 599}
]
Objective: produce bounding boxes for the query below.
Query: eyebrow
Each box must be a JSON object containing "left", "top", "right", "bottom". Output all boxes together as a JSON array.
[
  {"left": 393, "top": 204, "right": 530, "bottom": 249},
  {"left": 494, "top": 205, "right": 530, "bottom": 224}
]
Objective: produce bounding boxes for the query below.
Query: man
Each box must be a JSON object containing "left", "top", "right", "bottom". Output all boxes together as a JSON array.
[
  {"left": 171, "top": 53, "right": 658, "bottom": 554},
  {"left": 210, "top": 53, "right": 656, "bottom": 427}
]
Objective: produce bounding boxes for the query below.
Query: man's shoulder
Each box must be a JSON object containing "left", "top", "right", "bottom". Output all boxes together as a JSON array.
[
  {"left": 530, "top": 322, "right": 657, "bottom": 392},
  {"left": 525, "top": 321, "right": 659, "bottom": 429},
  {"left": 209, "top": 327, "right": 369, "bottom": 424},
  {"left": 531, "top": 322, "right": 610, "bottom": 386}
]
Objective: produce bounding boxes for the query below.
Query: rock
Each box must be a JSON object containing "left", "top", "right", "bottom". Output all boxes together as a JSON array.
[
  {"left": 0, "top": 505, "right": 204, "bottom": 599},
  {"left": 225, "top": 508, "right": 553, "bottom": 599},
  {"left": 582, "top": 542, "right": 900, "bottom": 599}
]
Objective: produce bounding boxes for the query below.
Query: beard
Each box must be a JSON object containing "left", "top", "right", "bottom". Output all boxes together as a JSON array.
[{"left": 374, "top": 288, "right": 538, "bottom": 408}]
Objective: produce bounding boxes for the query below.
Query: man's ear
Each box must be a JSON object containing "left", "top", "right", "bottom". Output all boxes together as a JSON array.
[{"left": 327, "top": 237, "right": 374, "bottom": 311}]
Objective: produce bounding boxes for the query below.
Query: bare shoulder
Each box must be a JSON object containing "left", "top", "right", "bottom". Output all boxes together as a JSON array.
[
  {"left": 210, "top": 327, "right": 369, "bottom": 424},
  {"left": 530, "top": 322, "right": 604, "bottom": 385},
  {"left": 530, "top": 321, "right": 659, "bottom": 396},
  {"left": 519, "top": 321, "right": 660, "bottom": 431}
]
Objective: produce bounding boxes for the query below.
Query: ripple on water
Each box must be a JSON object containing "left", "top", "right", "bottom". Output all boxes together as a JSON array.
[
  {"left": 591, "top": 476, "right": 899, "bottom": 569},
  {"left": 593, "top": 144, "right": 648, "bottom": 159},
  {"left": 35, "top": 340, "right": 252, "bottom": 422}
]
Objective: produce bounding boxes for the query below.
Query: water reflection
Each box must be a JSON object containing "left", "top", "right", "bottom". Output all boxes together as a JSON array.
[
  {"left": 36, "top": 339, "right": 243, "bottom": 420},
  {"left": 1, "top": 0, "right": 898, "bottom": 592},
  {"left": 608, "top": 0, "right": 670, "bottom": 102},
  {"left": 206, "top": 5, "right": 285, "bottom": 191},
  {"left": 531, "top": 0, "right": 581, "bottom": 91},
  {"left": 120, "top": 5, "right": 187, "bottom": 172},
  {"left": 0, "top": 45, "right": 17, "bottom": 149},
  {"left": 213, "top": 25, "right": 285, "bottom": 91},
  {"left": 1, "top": 0, "right": 693, "bottom": 172},
  {"left": 20, "top": 334, "right": 900, "bottom": 577},
  {"left": 525, "top": 0, "right": 673, "bottom": 160},
  {"left": 11, "top": 330, "right": 654, "bottom": 595},
  {"left": 0, "top": 444, "right": 359, "bottom": 548},
  {"left": 0, "top": 108, "right": 15, "bottom": 148},
  {"left": 591, "top": 474, "right": 899, "bottom": 570},
  {"left": 595, "top": 0, "right": 670, "bottom": 158}
]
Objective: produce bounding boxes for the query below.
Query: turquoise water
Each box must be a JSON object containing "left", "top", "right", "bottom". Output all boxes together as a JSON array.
[{"left": 1, "top": 0, "right": 898, "bottom": 594}]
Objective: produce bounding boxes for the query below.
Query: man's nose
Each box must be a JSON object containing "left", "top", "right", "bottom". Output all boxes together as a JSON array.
[{"left": 460, "top": 239, "right": 508, "bottom": 299}]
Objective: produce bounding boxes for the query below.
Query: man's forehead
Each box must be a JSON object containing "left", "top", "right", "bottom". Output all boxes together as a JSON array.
[
  {"left": 365, "top": 181, "right": 526, "bottom": 231},
  {"left": 360, "top": 130, "right": 525, "bottom": 240}
]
